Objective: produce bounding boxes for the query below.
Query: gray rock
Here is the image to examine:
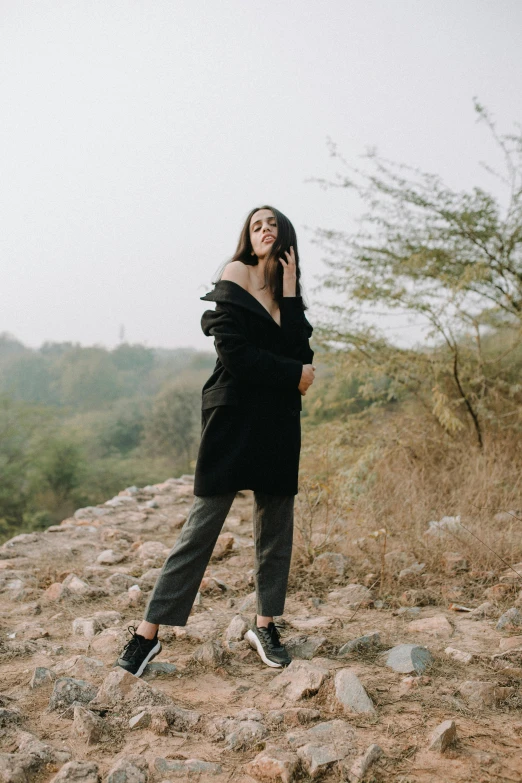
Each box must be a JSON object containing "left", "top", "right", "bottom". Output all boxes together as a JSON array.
[
  {"left": 96, "top": 549, "right": 126, "bottom": 565},
  {"left": 238, "top": 591, "right": 257, "bottom": 612},
  {"left": 89, "top": 668, "right": 172, "bottom": 711},
  {"left": 72, "top": 705, "right": 105, "bottom": 744},
  {"left": 313, "top": 552, "right": 351, "bottom": 578},
  {"left": 30, "top": 667, "right": 56, "bottom": 689},
  {"left": 297, "top": 743, "right": 346, "bottom": 778},
  {"left": 48, "top": 678, "right": 98, "bottom": 711},
  {"left": 74, "top": 506, "right": 110, "bottom": 519},
  {"left": 269, "top": 660, "right": 330, "bottom": 701},
  {"left": 428, "top": 719, "right": 457, "bottom": 752},
  {"left": 470, "top": 601, "right": 497, "bottom": 620},
  {"left": 384, "top": 644, "right": 433, "bottom": 674},
  {"left": 496, "top": 607, "right": 522, "bottom": 631},
  {"left": 247, "top": 746, "right": 299, "bottom": 783},
  {"left": 286, "top": 635, "right": 327, "bottom": 660},
  {"left": 398, "top": 563, "right": 426, "bottom": 584},
  {"left": 191, "top": 640, "right": 226, "bottom": 668},
  {"left": 327, "top": 584, "right": 372, "bottom": 608},
  {"left": 105, "top": 573, "right": 138, "bottom": 593},
  {"left": 137, "top": 569, "right": 162, "bottom": 590},
  {"left": 338, "top": 631, "right": 380, "bottom": 656},
  {"left": 346, "top": 743, "right": 383, "bottom": 782},
  {"left": 154, "top": 757, "right": 222, "bottom": 776},
  {"left": 106, "top": 756, "right": 149, "bottom": 783},
  {"left": 49, "top": 761, "right": 100, "bottom": 783},
  {"left": 224, "top": 614, "right": 249, "bottom": 643},
  {"left": 334, "top": 669, "right": 376, "bottom": 714},
  {"left": 129, "top": 711, "right": 151, "bottom": 729},
  {"left": 225, "top": 718, "right": 268, "bottom": 750},
  {"left": 143, "top": 662, "right": 177, "bottom": 677}
]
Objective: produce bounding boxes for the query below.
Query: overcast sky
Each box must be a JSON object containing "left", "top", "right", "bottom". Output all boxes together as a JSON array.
[{"left": 1, "top": 0, "right": 521, "bottom": 352}]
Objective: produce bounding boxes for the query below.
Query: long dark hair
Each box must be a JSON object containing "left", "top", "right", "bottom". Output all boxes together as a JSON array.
[{"left": 214, "top": 205, "right": 308, "bottom": 308}]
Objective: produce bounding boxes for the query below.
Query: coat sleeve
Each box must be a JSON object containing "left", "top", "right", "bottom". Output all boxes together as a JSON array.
[
  {"left": 279, "top": 296, "right": 314, "bottom": 364},
  {"left": 202, "top": 304, "right": 303, "bottom": 389}
]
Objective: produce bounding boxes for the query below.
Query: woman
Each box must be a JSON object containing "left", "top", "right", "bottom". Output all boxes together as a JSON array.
[{"left": 116, "top": 205, "right": 315, "bottom": 676}]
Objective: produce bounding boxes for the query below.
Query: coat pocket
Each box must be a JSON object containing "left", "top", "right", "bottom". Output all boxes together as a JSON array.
[{"left": 201, "top": 385, "right": 240, "bottom": 410}]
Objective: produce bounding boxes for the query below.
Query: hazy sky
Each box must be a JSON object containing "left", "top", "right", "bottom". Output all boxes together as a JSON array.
[{"left": 1, "top": 1, "right": 521, "bottom": 351}]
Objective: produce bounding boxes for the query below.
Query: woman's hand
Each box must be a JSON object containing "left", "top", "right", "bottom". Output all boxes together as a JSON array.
[
  {"left": 298, "top": 364, "right": 316, "bottom": 395},
  {"left": 279, "top": 246, "right": 297, "bottom": 297}
]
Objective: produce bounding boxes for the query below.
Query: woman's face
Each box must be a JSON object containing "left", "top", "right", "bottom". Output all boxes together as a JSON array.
[{"left": 249, "top": 209, "right": 278, "bottom": 260}]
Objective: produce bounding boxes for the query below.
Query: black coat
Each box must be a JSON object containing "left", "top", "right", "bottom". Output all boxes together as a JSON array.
[{"left": 193, "top": 280, "right": 314, "bottom": 496}]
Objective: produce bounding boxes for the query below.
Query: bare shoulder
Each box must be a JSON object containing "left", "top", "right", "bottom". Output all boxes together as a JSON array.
[{"left": 219, "top": 260, "right": 250, "bottom": 288}]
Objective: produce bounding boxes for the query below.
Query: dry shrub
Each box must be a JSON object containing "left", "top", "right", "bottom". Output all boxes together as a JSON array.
[{"left": 299, "top": 403, "right": 522, "bottom": 577}]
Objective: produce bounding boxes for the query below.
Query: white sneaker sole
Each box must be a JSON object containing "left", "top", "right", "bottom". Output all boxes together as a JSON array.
[
  {"left": 134, "top": 640, "right": 162, "bottom": 678},
  {"left": 244, "top": 629, "right": 284, "bottom": 668}
]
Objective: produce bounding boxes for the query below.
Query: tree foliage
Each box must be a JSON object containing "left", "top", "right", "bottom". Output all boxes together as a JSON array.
[{"left": 312, "top": 100, "right": 522, "bottom": 446}]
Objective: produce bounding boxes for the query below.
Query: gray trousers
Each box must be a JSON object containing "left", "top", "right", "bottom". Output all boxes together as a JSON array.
[{"left": 144, "top": 492, "right": 294, "bottom": 626}]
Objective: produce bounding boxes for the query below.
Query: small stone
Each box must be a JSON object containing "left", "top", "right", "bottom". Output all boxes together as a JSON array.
[
  {"left": 62, "top": 573, "right": 92, "bottom": 596},
  {"left": 48, "top": 678, "right": 98, "bottom": 711},
  {"left": 143, "top": 662, "right": 177, "bottom": 677},
  {"left": 225, "top": 717, "right": 268, "bottom": 750},
  {"left": 428, "top": 719, "right": 457, "bottom": 752},
  {"left": 327, "top": 584, "right": 372, "bottom": 609},
  {"left": 269, "top": 660, "right": 330, "bottom": 701},
  {"left": 89, "top": 628, "right": 126, "bottom": 657},
  {"left": 96, "top": 549, "right": 126, "bottom": 565},
  {"left": 154, "top": 757, "right": 222, "bottom": 776},
  {"left": 89, "top": 668, "right": 172, "bottom": 710},
  {"left": 72, "top": 705, "right": 105, "bottom": 744},
  {"left": 442, "top": 552, "right": 469, "bottom": 574},
  {"left": 398, "top": 563, "right": 426, "bottom": 584},
  {"left": 129, "top": 710, "right": 151, "bottom": 729},
  {"left": 408, "top": 615, "right": 453, "bottom": 638},
  {"left": 246, "top": 746, "right": 299, "bottom": 783},
  {"left": 191, "top": 640, "right": 226, "bottom": 668},
  {"left": 72, "top": 617, "right": 102, "bottom": 639},
  {"left": 312, "top": 552, "right": 351, "bottom": 578},
  {"left": 445, "top": 647, "right": 474, "bottom": 664},
  {"left": 384, "top": 643, "right": 433, "bottom": 674},
  {"left": 106, "top": 573, "right": 137, "bottom": 593},
  {"left": 384, "top": 551, "right": 415, "bottom": 574},
  {"left": 30, "top": 667, "right": 56, "bottom": 688},
  {"left": 238, "top": 591, "right": 257, "bottom": 612},
  {"left": 136, "top": 541, "right": 169, "bottom": 562},
  {"left": 199, "top": 576, "right": 226, "bottom": 594},
  {"left": 485, "top": 583, "right": 516, "bottom": 601},
  {"left": 106, "top": 756, "right": 149, "bottom": 783},
  {"left": 211, "top": 532, "right": 235, "bottom": 559},
  {"left": 346, "top": 743, "right": 383, "bottom": 783},
  {"left": 137, "top": 569, "right": 161, "bottom": 590},
  {"left": 286, "top": 635, "right": 327, "bottom": 660},
  {"left": 334, "top": 669, "right": 375, "bottom": 714},
  {"left": 470, "top": 601, "right": 496, "bottom": 620},
  {"left": 496, "top": 608, "right": 522, "bottom": 631},
  {"left": 49, "top": 760, "right": 100, "bottom": 783},
  {"left": 266, "top": 708, "right": 321, "bottom": 727},
  {"left": 297, "top": 743, "right": 345, "bottom": 778},
  {"left": 43, "top": 583, "right": 64, "bottom": 601},
  {"left": 499, "top": 636, "right": 522, "bottom": 651},
  {"left": 224, "top": 614, "right": 249, "bottom": 645},
  {"left": 395, "top": 606, "right": 421, "bottom": 617},
  {"left": 459, "top": 680, "right": 514, "bottom": 708},
  {"left": 338, "top": 631, "right": 380, "bottom": 656}
]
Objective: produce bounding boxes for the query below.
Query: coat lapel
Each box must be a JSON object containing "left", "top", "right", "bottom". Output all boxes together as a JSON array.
[{"left": 200, "top": 280, "right": 280, "bottom": 327}]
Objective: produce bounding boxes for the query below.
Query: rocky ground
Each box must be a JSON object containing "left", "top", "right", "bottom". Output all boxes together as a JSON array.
[{"left": 0, "top": 476, "right": 521, "bottom": 782}]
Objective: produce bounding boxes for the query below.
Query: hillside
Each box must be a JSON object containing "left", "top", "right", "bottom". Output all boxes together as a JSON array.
[{"left": 0, "top": 474, "right": 520, "bottom": 782}]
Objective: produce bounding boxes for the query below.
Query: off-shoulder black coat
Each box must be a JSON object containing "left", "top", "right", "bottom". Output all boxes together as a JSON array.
[{"left": 193, "top": 280, "right": 314, "bottom": 496}]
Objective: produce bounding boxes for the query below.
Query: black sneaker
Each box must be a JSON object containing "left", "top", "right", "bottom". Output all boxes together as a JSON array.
[
  {"left": 244, "top": 620, "right": 291, "bottom": 668},
  {"left": 115, "top": 625, "right": 162, "bottom": 677}
]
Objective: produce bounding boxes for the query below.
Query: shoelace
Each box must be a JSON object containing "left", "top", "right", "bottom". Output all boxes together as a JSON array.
[
  {"left": 120, "top": 625, "right": 146, "bottom": 660},
  {"left": 258, "top": 623, "right": 285, "bottom": 648}
]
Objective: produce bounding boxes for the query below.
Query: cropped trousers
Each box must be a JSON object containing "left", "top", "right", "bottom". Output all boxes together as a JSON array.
[{"left": 144, "top": 491, "right": 294, "bottom": 626}]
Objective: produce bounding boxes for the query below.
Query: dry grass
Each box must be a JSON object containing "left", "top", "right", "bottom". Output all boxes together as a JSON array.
[{"left": 297, "top": 403, "right": 522, "bottom": 580}]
